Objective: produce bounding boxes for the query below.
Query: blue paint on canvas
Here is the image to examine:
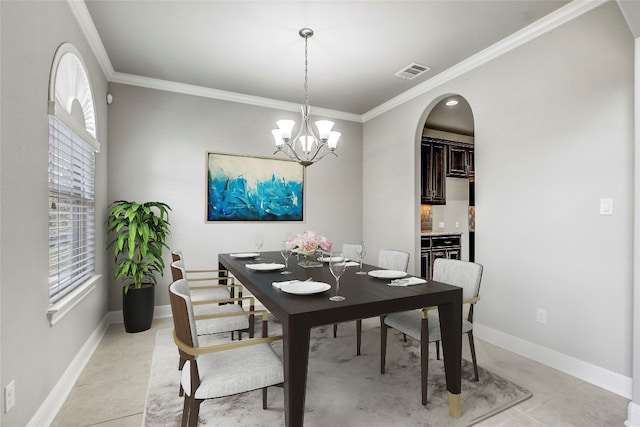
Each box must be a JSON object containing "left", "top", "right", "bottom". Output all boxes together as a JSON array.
[{"left": 208, "top": 171, "right": 303, "bottom": 221}]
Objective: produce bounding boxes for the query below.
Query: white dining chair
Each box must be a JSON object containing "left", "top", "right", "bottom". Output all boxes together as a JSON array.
[
  {"left": 169, "top": 278, "right": 284, "bottom": 426},
  {"left": 354, "top": 249, "right": 410, "bottom": 355},
  {"left": 380, "top": 258, "right": 483, "bottom": 405},
  {"left": 341, "top": 243, "right": 362, "bottom": 262}
]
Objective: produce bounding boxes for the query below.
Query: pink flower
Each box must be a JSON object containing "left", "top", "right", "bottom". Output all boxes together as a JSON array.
[{"left": 287, "top": 231, "right": 333, "bottom": 255}]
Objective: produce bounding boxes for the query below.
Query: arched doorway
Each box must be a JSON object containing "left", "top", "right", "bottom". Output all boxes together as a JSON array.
[{"left": 419, "top": 95, "right": 475, "bottom": 277}]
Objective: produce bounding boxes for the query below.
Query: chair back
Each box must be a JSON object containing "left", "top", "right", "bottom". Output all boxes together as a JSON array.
[
  {"left": 171, "top": 250, "right": 183, "bottom": 262},
  {"left": 378, "top": 249, "right": 410, "bottom": 272},
  {"left": 432, "top": 258, "right": 483, "bottom": 299},
  {"left": 169, "top": 279, "right": 199, "bottom": 349},
  {"left": 341, "top": 243, "right": 362, "bottom": 261},
  {"left": 171, "top": 260, "right": 187, "bottom": 281}
]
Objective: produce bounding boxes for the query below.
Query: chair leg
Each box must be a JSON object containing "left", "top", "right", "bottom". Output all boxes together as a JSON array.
[
  {"left": 333, "top": 323, "right": 338, "bottom": 338},
  {"left": 356, "top": 319, "right": 362, "bottom": 355},
  {"left": 420, "top": 316, "right": 429, "bottom": 406},
  {"left": 403, "top": 333, "right": 407, "bottom": 343},
  {"left": 468, "top": 330, "right": 479, "bottom": 381},
  {"left": 380, "top": 316, "right": 388, "bottom": 374},
  {"left": 181, "top": 396, "right": 190, "bottom": 427},
  {"left": 249, "top": 313, "right": 255, "bottom": 338},
  {"left": 188, "top": 399, "right": 203, "bottom": 427},
  {"left": 263, "top": 387, "right": 268, "bottom": 409}
]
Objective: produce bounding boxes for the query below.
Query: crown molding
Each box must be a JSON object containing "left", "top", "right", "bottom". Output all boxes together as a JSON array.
[
  {"left": 67, "top": 0, "right": 114, "bottom": 78},
  {"left": 361, "top": 0, "right": 607, "bottom": 122},
  {"left": 110, "top": 72, "right": 362, "bottom": 123},
  {"left": 70, "top": 0, "right": 604, "bottom": 124}
]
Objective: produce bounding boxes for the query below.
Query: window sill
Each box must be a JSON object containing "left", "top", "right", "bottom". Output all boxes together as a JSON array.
[{"left": 47, "top": 275, "right": 101, "bottom": 326}]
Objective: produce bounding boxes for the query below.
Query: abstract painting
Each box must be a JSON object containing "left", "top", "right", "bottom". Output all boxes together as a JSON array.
[{"left": 206, "top": 152, "right": 304, "bottom": 221}]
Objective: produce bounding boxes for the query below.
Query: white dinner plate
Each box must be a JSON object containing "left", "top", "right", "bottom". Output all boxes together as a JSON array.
[
  {"left": 280, "top": 281, "right": 331, "bottom": 295},
  {"left": 319, "top": 256, "right": 348, "bottom": 263},
  {"left": 245, "top": 263, "right": 285, "bottom": 271},
  {"left": 368, "top": 270, "right": 407, "bottom": 279},
  {"left": 230, "top": 252, "right": 260, "bottom": 259}
]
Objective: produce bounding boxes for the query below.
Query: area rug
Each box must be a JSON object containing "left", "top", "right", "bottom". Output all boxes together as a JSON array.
[{"left": 143, "top": 320, "right": 531, "bottom": 427}]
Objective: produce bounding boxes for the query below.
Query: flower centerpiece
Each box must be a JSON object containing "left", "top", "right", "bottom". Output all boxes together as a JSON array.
[{"left": 287, "top": 231, "right": 332, "bottom": 267}]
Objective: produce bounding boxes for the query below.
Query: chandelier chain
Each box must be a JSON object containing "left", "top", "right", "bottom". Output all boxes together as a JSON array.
[{"left": 303, "top": 34, "right": 309, "bottom": 109}]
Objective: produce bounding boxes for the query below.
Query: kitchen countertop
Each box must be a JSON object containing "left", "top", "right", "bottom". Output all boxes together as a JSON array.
[{"left": 421, "top": 231, "right": 462, "bottom": 236}]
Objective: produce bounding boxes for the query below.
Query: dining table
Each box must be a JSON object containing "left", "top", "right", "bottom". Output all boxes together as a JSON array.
[{"left": 218, "top": 251, "right": 463, "bottom": 427}]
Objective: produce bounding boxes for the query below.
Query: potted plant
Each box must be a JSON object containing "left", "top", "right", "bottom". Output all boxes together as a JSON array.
[{"left": 107, "top": 200, "right": 171, "bottom": 332}]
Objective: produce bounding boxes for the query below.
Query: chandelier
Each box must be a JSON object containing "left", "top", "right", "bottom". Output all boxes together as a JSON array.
[{"left": 271, "top": 28, "right": 341, "bottom": 167}]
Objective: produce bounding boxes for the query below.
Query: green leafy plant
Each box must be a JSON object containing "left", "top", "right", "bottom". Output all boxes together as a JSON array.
[{"left": 107, "top": 201, "right": 171, "bottom": 293}]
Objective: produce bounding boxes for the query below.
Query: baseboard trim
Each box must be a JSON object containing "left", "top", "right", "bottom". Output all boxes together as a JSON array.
[
  {"left": 35, "top": 310, "right": 633, "bottom": 426},
  {"left": 625, "top": 401, "right": 640, "bottom": 427},
  {"left": 107, "top": 304, "right": 173, "bottom": 324},
  {"left": 474, "top": 323, "right": 632, "bottom": 399},
  {"left": 27, "top": 314, "right": 110, "bottom": 427}
]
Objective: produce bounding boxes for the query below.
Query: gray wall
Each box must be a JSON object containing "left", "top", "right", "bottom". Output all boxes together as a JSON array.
[
  {"left": 0, "top": 1, "right": 634, "bottom": 425},
  {"left": 0, "top": 2, "right": 109, "bottom": 426},
  {"left": 106, "top": 84, "right": 363, "bottom": 310},
  {"left": 363, "top": 1, "right": 633, "bottom": 380}
]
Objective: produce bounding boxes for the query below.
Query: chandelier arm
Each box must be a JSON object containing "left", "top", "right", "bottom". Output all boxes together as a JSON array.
[
  {"left": 305, "top": 141, "right": 329, "bottom": 163},
  {"left": 282, "top": 140, "right": 307, "bottom": 163}
]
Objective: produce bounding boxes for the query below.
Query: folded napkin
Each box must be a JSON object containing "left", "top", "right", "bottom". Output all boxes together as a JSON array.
[
  {"left": 345, "top": 261, "right": 360, "bottom": 267},
  {"left": 272, "top": 280, "right": 299, "bottom": 290},
  {"left": 387, "top": 277, "right": 428, "bottom": 287}
]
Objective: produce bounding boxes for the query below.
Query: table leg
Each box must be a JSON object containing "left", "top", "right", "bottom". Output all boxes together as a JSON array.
[
  {"left": 283, "top": 318, "right": 311, "bottom": 426},
  {"left": 438, "top": 293, "right": 463, "bottom": 418}
]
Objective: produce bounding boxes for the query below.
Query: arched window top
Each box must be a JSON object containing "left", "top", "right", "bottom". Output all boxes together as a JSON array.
[{"left": 49, "top": 43, "right": 99, "bottom": 151}]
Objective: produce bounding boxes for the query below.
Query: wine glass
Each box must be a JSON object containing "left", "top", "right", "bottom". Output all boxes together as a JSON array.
[
  {"left": 280, "top": 241, "right": 292, "bottom": 275},
  {"left": 356, "top": 241, "right": 367, "bottom": 275},
  {"left": 329, "top": 251, "right": 347, "bottom": 302},
  {"left": 254, "top": 234, "right": 264, "bottom": 260}
]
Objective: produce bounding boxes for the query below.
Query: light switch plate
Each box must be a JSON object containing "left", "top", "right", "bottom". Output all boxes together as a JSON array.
[{"left": 600, "top": 198, "right": 613, "bottom": 215}]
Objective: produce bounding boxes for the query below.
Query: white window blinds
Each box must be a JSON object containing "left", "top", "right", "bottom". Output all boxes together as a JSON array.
[{"left": 48, "top": 115, "right": 96, "bottom": 303}]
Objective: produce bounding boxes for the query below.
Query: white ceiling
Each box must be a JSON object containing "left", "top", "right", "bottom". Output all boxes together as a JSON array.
[{"left": 81, "top": 0, "right": 580, "bottom": 119}]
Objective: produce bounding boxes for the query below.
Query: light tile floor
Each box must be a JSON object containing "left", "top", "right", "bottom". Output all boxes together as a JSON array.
[{"left": 52, "top": 317, "right": 630, "bottom": 427}]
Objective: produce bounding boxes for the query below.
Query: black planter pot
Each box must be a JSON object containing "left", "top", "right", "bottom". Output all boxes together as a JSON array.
[{"left": 122, "top": 284, "right": 155, "bottom": 333}]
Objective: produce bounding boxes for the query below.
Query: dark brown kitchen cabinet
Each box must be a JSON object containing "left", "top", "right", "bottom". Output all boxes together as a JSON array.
[
  {"left": 421, "top": 234, "right": 461, "bottom": 279},
  {"left": 447, "top": 143, "right": 474, "bottom": 178},
  {"left": 421, "top": 139, "right": 446, "bottom": 205}
]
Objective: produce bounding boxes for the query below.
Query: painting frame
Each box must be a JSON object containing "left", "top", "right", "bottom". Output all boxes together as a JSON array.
[{"left": 206, "top": 151, "right": 305, "bottom": 222}]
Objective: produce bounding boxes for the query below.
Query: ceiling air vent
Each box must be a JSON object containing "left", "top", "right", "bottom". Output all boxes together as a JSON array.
[{"left": 394, "top": 63, "right": 431, "bottom": 80}]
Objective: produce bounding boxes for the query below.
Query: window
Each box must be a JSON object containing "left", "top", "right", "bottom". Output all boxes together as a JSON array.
[
  {"left": 47, "top": 43, "right": 100, "bottom": 307},
  {"left": 48, "top": 116, "right": 96, "bottom": 302}
]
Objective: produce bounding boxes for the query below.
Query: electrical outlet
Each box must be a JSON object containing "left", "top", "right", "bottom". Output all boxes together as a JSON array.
[
  {"left": 4, "top": 380, "right": 15, "bottom": 413},
  {"left": 438, "top": 222, "right": 445, "bottom": 229},
  {"left": 536, "top": 308, "right": 547, "bottom": 325}
]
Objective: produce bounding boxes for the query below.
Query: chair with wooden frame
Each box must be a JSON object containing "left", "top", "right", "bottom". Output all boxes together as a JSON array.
[
  {"left": 171, "top": 260, "right": 259, "bottom": 397},
  {"left": 169, "top": 278, "right": 284, "bottom": 427},
  {"left": 379, "top": 258, "right": 483, "bottom": 405},
  {"left": 171, "top": 250, "right": 242, "bottom": 302},
  {"left": 353, "top": 249, "right": 410, "bottom": 355},
  {"left": 170, "top": 260, "right": 255, "bottom": 339}
]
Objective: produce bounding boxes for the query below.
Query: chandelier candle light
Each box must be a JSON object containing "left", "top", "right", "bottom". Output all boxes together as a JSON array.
[{"left": 271, "top": 28, "right": 341, "bottom": 167}]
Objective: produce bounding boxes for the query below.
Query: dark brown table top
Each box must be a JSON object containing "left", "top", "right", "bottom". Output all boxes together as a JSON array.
[{"left": 219, "top": 251, "right": 462, "bottom": 326}]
